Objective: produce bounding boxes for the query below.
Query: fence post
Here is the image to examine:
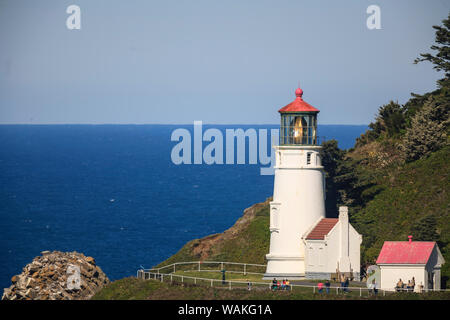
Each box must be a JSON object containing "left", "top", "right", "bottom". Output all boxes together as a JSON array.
[
  {"left": 244, "top": 264, "right": 246, "bottom": 276},
  {"left": 360, "top": 288, "right": 362, "bottom": 297},
  {"left": 181, "top": 276, "right": 184, "bottom": 283},
  {"left": 198, "top": 261, "right": 201, "bottom": 272},
  {"left": 313, "top": 286, "right": 315, "bottom": 293},
  {"left": 211, "top": 280, "right": 213, "bottom": 287},
  {"left": 194, "top": 278, "right": 197, "bottom": 285},
  {"left": 161, "top": 274, "right": 164, "bottom": 282},
  {"left": 171, "top": 274, "right": 173, "bottom": 282},
  {"left": 229, "top": 281, "right": 231, "bottom": 290},
  {"left": 336, "top": 287, "right": 338, "bottom": 294},
  {"left": 174, "top": 264, "right": 176, "bottom": 273}
]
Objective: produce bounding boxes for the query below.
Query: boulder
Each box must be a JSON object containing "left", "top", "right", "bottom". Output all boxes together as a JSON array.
[{"left": 2, "top": 251, "right": 109, "bottom": 300}]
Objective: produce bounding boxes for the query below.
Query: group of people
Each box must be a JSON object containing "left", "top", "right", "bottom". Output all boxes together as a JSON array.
[
  {"left": 317, "top": 280, "right": 331, "bottom": 294},
  {"left": 271, "top": 278, "right": 291, "bottom": 290},
  {"left": 317, "top": 275, "right": 350, "bottom": 294},
  {"left": 339, "top": 274, "right": 350, "bottom": 293},
  {"left": 395, "top": 277, "right": 424, "bottom": 293}
]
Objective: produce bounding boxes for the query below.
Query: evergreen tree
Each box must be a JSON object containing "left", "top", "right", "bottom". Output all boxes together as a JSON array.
[
  {"left": 414, "top": 13, "right": 450, "bottom": 88},
  {"left": 356, "top": 101, "right": 405, "bottom": 146},
  {"left": 320, "top": 140, "right": 344, "bottom": 216},
  {"left": 400, "top": 96, "right": 448, "bottom": 162},
  {"left": 411, "top": 215, "right": 440, "bottom": 242}
]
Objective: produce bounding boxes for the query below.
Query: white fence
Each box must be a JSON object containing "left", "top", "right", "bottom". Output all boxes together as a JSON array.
[
  {"left": 143, "top": 261, "right": 267, "bottom": 276},
  {"left": 137, "top": 261, "right": 450, "bottom": 296}
]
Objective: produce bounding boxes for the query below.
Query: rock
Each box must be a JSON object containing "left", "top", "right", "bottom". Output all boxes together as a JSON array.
[
  {"left": 25, "top": 278, "right": 34, "bottom": 288},
  {"left": 2, "top": 251, "right": 109, "bottom": 300}
]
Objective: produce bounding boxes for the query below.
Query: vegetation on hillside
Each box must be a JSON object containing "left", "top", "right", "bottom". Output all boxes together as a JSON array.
[{"left": 320, "top": 13, "right": 450, "bottom": 285}]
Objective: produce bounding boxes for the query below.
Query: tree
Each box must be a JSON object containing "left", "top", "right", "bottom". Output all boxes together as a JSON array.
[
  {"left": 374, "top": 101, "right": 406, "bottom": 137},
  {"left": 400, "top": 96, "right": 448, "bottom": 162},
  {"left": 411, "top": 215, "right": 440, "bottom": 242},
  {"left": 355, "top": 101, "right": 406, "bottom": 147},
  {"left": 320, "top": 140, "right": 344, "bottom": 216},
  {"left": 320, "top": 140, "right": 364, "bottom": 214},
  {"left": 414, "top": 13, "right": 450, "bottom": 88}
]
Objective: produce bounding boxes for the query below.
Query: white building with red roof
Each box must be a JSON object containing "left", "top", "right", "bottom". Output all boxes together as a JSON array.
[
  {"left": 376, "top": 237, "right": 445, "bottom": 291},
  {"left": 302, "top": 206, "right": 362, "bottom": 280},
  {"left": 263, "top": 87, "right": 362, "bottom": 280}
]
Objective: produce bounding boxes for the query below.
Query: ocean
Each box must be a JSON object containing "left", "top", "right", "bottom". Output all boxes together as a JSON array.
[{"left": 0, "top": 124, "right": 367, "bottom": 289}]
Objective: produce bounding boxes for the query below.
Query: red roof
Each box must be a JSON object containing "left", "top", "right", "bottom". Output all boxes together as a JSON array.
[
  {"left": 376, "top": 241, "right": 436, "bottom": 264},
  {"left": 278, "top": 88, "right": 320, "bottom": 113},
  {"left": 305, "top": 218, "right": 338, "bottom": 240}
]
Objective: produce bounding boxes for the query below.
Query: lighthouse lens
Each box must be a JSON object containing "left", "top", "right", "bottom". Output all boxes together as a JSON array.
[{"left": 280, "top": 114, "right": 318, "bottom": 145}]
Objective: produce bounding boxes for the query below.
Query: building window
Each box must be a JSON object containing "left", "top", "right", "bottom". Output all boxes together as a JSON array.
[
  {"left": 307, "top": 152, "right": 312, "bottom": 165},
  {"left": 270, "top": 203, "right": 280, "bottom": 230}
]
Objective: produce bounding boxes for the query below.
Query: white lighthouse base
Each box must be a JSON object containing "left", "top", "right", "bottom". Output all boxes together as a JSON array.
[{"left": 262, "top": 254, "right": 306, "bottom": 280}]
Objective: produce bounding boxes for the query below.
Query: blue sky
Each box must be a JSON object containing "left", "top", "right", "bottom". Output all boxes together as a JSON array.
[{"left": 0, "top": 0, "right": 448, "bottom": 124}]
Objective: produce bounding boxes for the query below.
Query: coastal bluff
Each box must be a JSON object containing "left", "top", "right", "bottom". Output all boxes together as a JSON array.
[{"left": 2, "top": 251, "right": 109, "bottom": 300}]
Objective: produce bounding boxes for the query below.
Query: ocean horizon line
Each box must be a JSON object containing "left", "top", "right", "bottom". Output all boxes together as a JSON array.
[{"left": 0, "top": 123, "right": 370, "bottom": 126}]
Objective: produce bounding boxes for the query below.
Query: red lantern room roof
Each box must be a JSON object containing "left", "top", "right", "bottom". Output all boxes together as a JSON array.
[{"left": 278, "top": 87, "right": 320, "bottom": 113}]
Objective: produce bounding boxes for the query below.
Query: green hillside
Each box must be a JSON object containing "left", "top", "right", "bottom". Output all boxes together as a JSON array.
[{"left": 351, "top": 145, "right": 449, "bottom": 281}]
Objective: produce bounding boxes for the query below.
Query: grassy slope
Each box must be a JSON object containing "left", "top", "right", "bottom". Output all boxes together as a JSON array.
[
  {"left": 351, "top": 145, "right": 450, "bottom": 280},
  {"left": 92, "top": 277, "right": 450, "bottom": 300}
]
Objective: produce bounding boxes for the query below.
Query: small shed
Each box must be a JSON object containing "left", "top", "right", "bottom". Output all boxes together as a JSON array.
[{"left": 376, "top": 237, "right": 445, "bottom": 291}]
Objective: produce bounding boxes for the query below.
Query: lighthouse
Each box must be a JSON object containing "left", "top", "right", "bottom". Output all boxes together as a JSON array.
[{"left": 263, "top": 87, "right": 326, "bottom": 279}]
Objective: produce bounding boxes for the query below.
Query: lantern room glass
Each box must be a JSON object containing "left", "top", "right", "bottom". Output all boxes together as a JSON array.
[{"left": 280, "top": 113, "right": 318, "bottom": 145}]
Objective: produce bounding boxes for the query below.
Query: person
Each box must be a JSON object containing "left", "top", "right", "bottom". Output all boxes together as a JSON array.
[
  {"left": 418, "top": 282, "right": 424, "bottom": 293},
  {"left": 414, "top": 281, "right": 421, "bottom": 293},
  {"left": 247, "top": 280, "right": 252, "bottom": 291},
  {"left": 411, "top": 277, "right": 416, "bottom": 291},
  {"left": 368, "top": 281, "right": 374, "bottom": 295},
  {"left": 317, "top": 282, "right": 324, "bottom": 293},
  {"left": 396, "top": 279, "right": 403, "bottom": 292},
  {"left": 281, "top": 279, "right": 286, "bottom": 290},
  {"left": 407, "top": 280, "right": 412, "bottom": 292},
  {"left": 344, "top": 277, "right": 350, "bottom": 293},
  {"left": 372, "top": 279, "right": 378, "bottom": 296},
  {"left": 325, "top": 280, "right": 330, "bottom": 294},
  {"left": 285, "top": 279, "right": 290, "bottom": 291},
  {"left": 272, "top": 278, "right": 277, "bottom": 291},
  {"left": 221, "top": 269, "right": 226, "bottom": 285},
  {"left": 340, "top": 274, "right": 345, "bottom": 293}
]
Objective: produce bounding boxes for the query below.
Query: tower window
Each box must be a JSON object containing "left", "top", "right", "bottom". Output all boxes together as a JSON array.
[{"left": 307, "top": 152, "right": 312, "bottom": 165}]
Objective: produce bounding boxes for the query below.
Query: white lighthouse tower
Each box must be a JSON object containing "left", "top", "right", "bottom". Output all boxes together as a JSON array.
[{"left": 264, "top": 87, "right": 326, "bottom": 279}]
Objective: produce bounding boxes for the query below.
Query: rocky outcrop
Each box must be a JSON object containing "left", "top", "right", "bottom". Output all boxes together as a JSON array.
[{"left": 2, "top": 251, "right": 109, "bottom": 300}]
